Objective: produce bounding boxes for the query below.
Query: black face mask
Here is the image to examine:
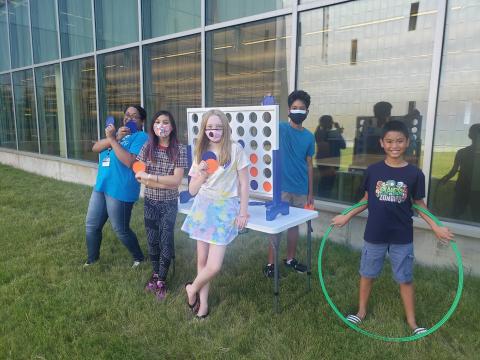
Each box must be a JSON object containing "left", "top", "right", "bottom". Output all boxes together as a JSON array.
[{"left": 289, "top": 111, "right": 307, "bottom": 124}]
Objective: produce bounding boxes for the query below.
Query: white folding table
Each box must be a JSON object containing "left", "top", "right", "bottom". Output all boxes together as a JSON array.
[{"left": 178, "top": 200, "right": 318, "bottom": 312}]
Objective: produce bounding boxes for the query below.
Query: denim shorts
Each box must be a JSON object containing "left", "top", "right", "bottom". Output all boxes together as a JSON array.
[{"left": 359, "top": 241, "right": 414, "bottom": 284}]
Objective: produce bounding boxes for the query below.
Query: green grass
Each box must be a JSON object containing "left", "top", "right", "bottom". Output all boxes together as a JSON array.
[{"left": 0, "top": 164, "right": 479, "bottom": 359}]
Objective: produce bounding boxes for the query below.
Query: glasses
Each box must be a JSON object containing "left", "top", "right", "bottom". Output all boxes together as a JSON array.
[{"left": 124, "top": 113, "right": 141, "bottom": 120}]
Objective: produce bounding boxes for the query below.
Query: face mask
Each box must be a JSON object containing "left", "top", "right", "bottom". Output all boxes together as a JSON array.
[
  {"left": 205, "top": 129, "right": 223, "bottom": 143},
  {"left": 289, "top": 109, "right": 307, "bottom": 124},
  {"left": 154, "top": 123, "right": 171, "bottom": 138}
]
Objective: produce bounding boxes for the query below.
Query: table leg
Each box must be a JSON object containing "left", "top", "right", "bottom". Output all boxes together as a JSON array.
[
  {"left": 307, "top": 220, "right": 312, "bottom": 291},
  {"left": 270, "top": 233, "right": 281, "bottom": 313}
]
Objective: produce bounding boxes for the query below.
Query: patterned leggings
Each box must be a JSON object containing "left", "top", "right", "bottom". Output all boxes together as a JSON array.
[{"left": 144, "top": 198, "right": 178, "bottom": 281}]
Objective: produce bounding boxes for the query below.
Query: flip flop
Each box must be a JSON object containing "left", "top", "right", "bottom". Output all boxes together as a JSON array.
[
  {"left": 184, "top": 282, "right": 199, "bottom": 313},
  {"left": 195, "top": 310, "right": 209, "bottom": 320},
  {"left": 413, "top": 327, "right": 427, "bottom": 335},
  {"left": 346, "top": 314, "right": 364, "bottom": 324}
]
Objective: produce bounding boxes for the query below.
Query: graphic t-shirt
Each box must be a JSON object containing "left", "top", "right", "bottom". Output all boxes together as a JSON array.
[
  {"left": 188, "top": 142, "right": 249, "bottom": 199},
  {"left": 279, "top": 121, "right": 315, "bottom": 195},
  {"left": 362, "top": 161, "right": 425, "bottom": 244},
  {"left": 94, "top": 131, "right": 148, "bottom": 202}
]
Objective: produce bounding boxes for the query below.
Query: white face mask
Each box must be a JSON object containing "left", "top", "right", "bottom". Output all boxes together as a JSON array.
[
  {"left": 205, "top": 129, "right": 223, "bottom": 143},
  {"left": 154, "top": 123, "right": 171, "bottom": 138}
]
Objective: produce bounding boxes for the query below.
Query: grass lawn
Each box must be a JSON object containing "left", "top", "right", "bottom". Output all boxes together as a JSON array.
[{"left": 0, "top": 164, "right": 478, "bottom": 359}]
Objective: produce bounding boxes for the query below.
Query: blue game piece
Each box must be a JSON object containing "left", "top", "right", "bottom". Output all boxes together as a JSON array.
[
  {"left": 202, "top": 151, "right": 217, "bottom": 161},
  {"left": 125, "top": 120, "right": 137, "bottom": 134},
  {"left": 238, "top": 139, "right": 245, "bottom": 148},
  {"left": 250, "top": 180, "right": 258, "bottom": 190},
  {"left": 105, "top": 115, "right": 115, "bottom": 128}
]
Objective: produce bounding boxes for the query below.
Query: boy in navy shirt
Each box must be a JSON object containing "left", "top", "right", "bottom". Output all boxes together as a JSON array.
[
  {"left": 331, "top": 120, "right": 453, "bottom": 335},
  {"left": 263, "top": 90, "right": 315, "bottom": 277}
]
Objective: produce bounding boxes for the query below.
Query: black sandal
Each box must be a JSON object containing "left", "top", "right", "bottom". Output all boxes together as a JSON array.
[
  {"left": 185, "top": 282, "right": 199, "bottom": 313},
  {"left": 195, "top": 310, "right": 209, "bottom": 320}
]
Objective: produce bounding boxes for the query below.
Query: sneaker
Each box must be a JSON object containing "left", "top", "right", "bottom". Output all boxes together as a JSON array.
[
  {"left": 131, "top": 260, "right": 142, "bottom": 268},
  {"left": 83, "top": 260, "right": 95, "bottom": 268},
  {"left": 144, "top": 273, "right": 159, "bottom": 293},
  {"left": 263, "top": 263, "right": 274, "bottom": 278},
  {"left": 284, "top": 258, "right": 307, "bottom": 273},
  {"left": 155, "top": 280, "right": 167, "bottom": 301}
]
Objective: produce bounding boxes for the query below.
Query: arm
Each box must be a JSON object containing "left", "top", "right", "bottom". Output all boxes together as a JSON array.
[
  {"left": 413, "top": 199, "right": 454, "bottom": 244},
  {"left": 105, "top": 125, "right": 136, "bottom": 168},
  {"left": 439, "top": 151, "right": 461, "bottom": 184},
  {"left": 307, "top": 156, "right": 314, "bottom": 205},
  {"left": 331, "top": 192, "right": 368, "bottom": 227},
  {"left": 136, "top": 167, "right": 184, "bottom": 189},
  {"left": 236, "top": 166, "right": 249, "bottom": 229},
  {"left": 188, "top": 161, "right": 208, "bottom": 196},
  {"left": 92, "top": 126, "right": 132, "bottom": 153}
]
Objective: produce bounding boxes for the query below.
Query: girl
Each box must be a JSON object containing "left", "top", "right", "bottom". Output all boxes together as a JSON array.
[
  {"left": 135, "top": 110, "right": 187, "bottom": 300},
  {"left": 182, "top": 109, "right": 249, "bottom": 319}
]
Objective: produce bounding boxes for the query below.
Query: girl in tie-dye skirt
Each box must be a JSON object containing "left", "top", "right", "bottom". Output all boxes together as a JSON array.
[{"left": 182, "top": 109, "right": 249, "bottom": 319}]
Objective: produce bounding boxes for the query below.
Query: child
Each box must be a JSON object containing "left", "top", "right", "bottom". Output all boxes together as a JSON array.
[
  {"left": 331, "top": 120, "right": 454, "bottom": 335},
  {"left": 135, "top": 111, "right": 187, "bottom": 300},
  {"left": 182, "top": 109, "right": 249, "bottom": 319},
  {"left": 264, "top": 90, "right": 315, "bottom": 277}
]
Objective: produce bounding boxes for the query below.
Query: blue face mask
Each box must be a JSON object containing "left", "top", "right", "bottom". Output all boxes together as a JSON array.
[{"left": 289, "top": 109, "right": 308, "bottom": 124}]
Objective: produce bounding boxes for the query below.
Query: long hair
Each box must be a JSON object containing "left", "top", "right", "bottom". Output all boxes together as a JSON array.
[
  {"left": 194, "top": 109, "right": 232, "bottom": 166},
  {"left": 145, "top": 110, "right": 179, "bottom": 163}
]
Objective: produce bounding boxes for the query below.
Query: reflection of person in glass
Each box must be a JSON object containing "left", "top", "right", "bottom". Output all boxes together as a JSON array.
[
  {"left": 314, "top": 115, "right": 346, "bottom": 197},
  {"left": 366, "top": 101, "right": 393, "bottom": 154},
  {"left": 439, "top": 123, "right": 480, "bottom": 221}
]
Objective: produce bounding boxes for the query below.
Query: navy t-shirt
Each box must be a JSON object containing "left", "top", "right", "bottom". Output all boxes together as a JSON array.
[{"left": 363, "top": 161, "right": 425, "bottom": 244}]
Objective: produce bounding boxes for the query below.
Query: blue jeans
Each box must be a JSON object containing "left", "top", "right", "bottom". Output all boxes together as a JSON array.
[{"left": 85, "top": 191, "right": 144, "bottom": 263}]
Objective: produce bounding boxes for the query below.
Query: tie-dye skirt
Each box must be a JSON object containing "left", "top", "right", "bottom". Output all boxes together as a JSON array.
[{"left": 181, "top": 192, "right": 239, "bottom": 245}]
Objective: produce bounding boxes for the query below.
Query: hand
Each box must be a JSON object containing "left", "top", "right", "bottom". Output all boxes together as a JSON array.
[
  {"left": 438, "top": 176, "right": 449, "bottom": 185},
  {"left": 196, "top": 161, "right": 209, "bottom": 179},
  {"left": 105, "top": 124, "right": 116, "bottom": 141},
  {"left": 307, "top": 194, "right": 314, "bottom": 206},
  {"left": 236, "top": 214, "right": 249, "bottom": 230},
  {"left": 116, "top": 126, "right": 131, "bottom": 141},
  {"left": 135, "top": 171, "right": 148, "bottom": 184},
  {"left": 331, "top": 214, "right": 349, "bottom": 227},
  {"left": 432, "top": 225, "right": 454, "bottom": 245}
]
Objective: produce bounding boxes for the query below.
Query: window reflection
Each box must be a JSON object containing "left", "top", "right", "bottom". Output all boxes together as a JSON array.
[
  {"left": 143, "top": 35, "right": 201, "bottom": 143},
  {"left": 30, "top": 0, "right": 59, "bottom": 63},
  {"left": 0, "top": 1, "right": 10, "bottom": 71},
  {"left": 13, "top": 69, "right": 38, "bottom": 153},
  {"left": 430, "top": 0, "right": 480, "bottom": 225},
  {"left": 63, "top": 57, "right": 97, "bottom": 161},
  {"left": 206, "top": 16, "right": 291, "bottom": 120},
  {"left": 58, "top": 0, "right": 94, "bottom": 57},
  {"left": 0, "top": 74, "right": 16, "bottom": 149},
  {"left": 297, "top": 0, "right": 437, "bottom": 202}
]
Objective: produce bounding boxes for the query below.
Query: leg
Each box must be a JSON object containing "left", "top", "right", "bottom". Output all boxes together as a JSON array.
[
  {"left": 157, "top": 201, "right": 178, "bottom": 281},
  {"left": 399, "top": 282, "right": 418, "bottom": 330},
  {"left": 85, "top": 191, "right": 109, "bottom": 263},
  {"left": 187, "top": 243, "right": 227, "bottom": 316},
  {"left": 357, "top": 276, "right": 374, "bottom": 319},
  {"left": 105, "top": 194, "right": 144, "bottom": 262},
  {"left": 286, "top": 225, "right": 299, "bottom": 260},
  {"left": 144, "top": 199, "right": 160, "bottom": 275}
]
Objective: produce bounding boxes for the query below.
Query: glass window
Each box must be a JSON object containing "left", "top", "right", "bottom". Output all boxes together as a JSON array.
[
  {"left": 142, "top": 0, "right": 200, "bottom": 39},
  {"left": 30, "top": 0, "right": 59, "bottom": 63},
  {"left": 0, "top": 74, "right": 16, "bottom": 149},
  {"left": 12, "top": 69, "right": 38, "bottom": 153},
  {"left": 8, "top": 0, "right": 32, "bottom": 68},
  {"left": 0, "top": 1, "right": 10, "bottom": 71},
  {"left": 143, "top": 35, "right": 201, "bottom": 143},
  {"left": 94, "top": 0, "right": 138, "bottom": 50},
  {"left": 429, "top": 0, "right": 480, "bottom": 225},
  {"left": 35, "top": 64, "right": 64, "bottom": 156},
  {"left": 206, "top": 16, "right": 291, "bottom": 120},
  {"left": 297, "top": 1, "right": 438, "bottom": 203},
  {"left": 206, "top": 0, "right": 292, "bottom": 25},
  {"left": 63, "top": 57, "right": 97, "bottom": 161},
  {"left": 58, "top": 0, "right": 94, "bottom": 57},
  {"left": 97, "top": 47, "right": 140, "bottom": 128}
]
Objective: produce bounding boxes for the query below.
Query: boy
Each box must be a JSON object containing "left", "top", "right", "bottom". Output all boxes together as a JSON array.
[
  {"left": 331, "top": 120, "right": 453, "bottom": 335},
  {"left": 263, "top": 90, "right": 315, "bottom": 277}
]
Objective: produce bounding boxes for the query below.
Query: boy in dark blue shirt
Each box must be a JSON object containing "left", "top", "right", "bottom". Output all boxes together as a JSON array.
[{"left": 332, "top": 120, "right": 453, "bottom": 335}]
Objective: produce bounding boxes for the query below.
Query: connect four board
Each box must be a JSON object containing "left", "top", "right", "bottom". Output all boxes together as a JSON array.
[{"left": 187, "top": 106, "right": 280, "bottom": 199}]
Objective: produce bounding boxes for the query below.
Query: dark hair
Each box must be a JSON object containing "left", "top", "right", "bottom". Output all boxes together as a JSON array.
[
  {"left": 123, "top": 105, "right": 147, "bottom": 121},
  {"left": 288, "top": 90, "right": 311, "bottom": 109},
  {"left": 468, "top": 123, "right": 480, "bottom": 140},
  {"left": 381, "top": 120, "right": 409, "bottom": 139},
  {"left": 319, "top": 115, "right": 333, "bottom": 130},
  {"left": 145, "top": 110, "right": 179, "bottom": 163},
  {"left": 373, "top": 101, "right": 392, "bottom": 122}
]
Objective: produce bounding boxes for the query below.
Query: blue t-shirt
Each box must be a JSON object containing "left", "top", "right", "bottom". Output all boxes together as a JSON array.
[
  {"left": 94, "top": 131, "right": 148, "bottom": 203},
  {"left": 279, "top": 121, "right": 315, "bottom": 195},
  {"left": 363, "top": 161, "right": 425, "bottom": 244}
]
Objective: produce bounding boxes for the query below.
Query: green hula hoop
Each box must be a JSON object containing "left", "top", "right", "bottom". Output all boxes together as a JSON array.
[{"left": 318, "top": 200, "right": 464, "bottom": 342}]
